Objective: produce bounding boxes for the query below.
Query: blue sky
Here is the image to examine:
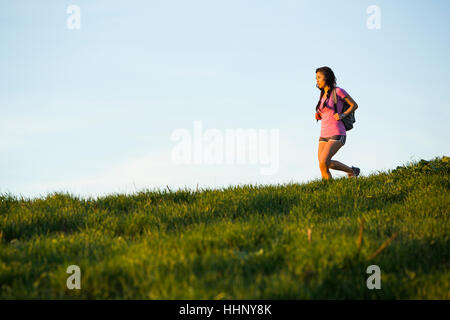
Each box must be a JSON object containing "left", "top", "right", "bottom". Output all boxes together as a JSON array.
[{"left": 1, "top": 0, "right": 449, "bottom": 199}]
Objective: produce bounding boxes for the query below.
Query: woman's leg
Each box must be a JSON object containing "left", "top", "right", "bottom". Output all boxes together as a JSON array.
[
  {"left": 329, "top": 160, "right": 355, "bottom": 177},
  {"left": 318, "top": 140, "right": 328, "bottom": 178},
  {"left": 318, "top": 140, "right": 327, "bottom": 160},
  {"left": 318, "top": 140, "right": 344, "bottom": 180}
]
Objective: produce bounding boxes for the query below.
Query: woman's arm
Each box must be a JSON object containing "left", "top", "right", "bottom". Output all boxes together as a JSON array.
[
  {"left": 344, "top": 94, "right": 358, "bottom": 113},
  {"left": 334, "top": 94, "right": 358, "bottom": 120}
]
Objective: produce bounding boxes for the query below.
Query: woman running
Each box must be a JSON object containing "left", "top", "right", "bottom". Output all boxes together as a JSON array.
[{"left": 314, "top": 66, "right": 360, "bottom": 180}]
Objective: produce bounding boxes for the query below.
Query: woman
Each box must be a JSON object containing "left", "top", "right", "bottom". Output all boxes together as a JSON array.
[{"left": 314, "top": 66, "right": 360, "bottom": 180}]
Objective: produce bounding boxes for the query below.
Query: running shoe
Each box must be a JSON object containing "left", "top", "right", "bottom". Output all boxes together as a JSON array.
[{"left": 351, "top": 166, "right": 360, "bottom": 178}]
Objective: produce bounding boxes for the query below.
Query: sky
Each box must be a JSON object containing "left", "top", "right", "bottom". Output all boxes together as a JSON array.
[{"left": 1, "top": 0, "right": 449, "bottom": 199}]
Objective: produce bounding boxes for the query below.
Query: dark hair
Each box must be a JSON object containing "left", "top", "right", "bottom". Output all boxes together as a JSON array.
[{"left": 315, "top": 66, "right": 337, "bottom": 112}]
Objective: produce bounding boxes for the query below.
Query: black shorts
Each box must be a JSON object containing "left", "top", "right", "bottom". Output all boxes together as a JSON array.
[{"left": 319, "top": 135, "right": 346, "bottom": 145}]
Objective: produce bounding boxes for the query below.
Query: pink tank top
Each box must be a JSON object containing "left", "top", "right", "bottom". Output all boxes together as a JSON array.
[{"left": 318, "top": 87, "right": 348, "bottom": 137}]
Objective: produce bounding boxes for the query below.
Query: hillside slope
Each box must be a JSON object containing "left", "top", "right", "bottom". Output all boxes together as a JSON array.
[{"left": 0, "top": 156, "right": 449, "bottom": 299}]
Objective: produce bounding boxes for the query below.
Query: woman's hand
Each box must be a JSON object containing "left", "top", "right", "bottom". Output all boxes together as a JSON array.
[
  {"left": 315, "top": 112, "right": 322, "bottom": 121},
  {"left": 333, "top": 113, "right": 344, "bottom": 121}
]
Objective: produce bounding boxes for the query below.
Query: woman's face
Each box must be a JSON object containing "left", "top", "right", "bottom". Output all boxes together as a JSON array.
[{"left": 316, "top": 72, "right": 326, "bottom": 89}]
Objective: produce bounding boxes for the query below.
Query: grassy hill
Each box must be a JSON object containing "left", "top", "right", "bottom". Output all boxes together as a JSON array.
[{"left": 0, "top": 156, "right": 449, "bottom": 299}]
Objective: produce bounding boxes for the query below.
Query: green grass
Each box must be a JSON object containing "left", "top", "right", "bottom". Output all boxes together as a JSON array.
[{"left": 0, "top": 156, "right": 449, "bottom": 299}]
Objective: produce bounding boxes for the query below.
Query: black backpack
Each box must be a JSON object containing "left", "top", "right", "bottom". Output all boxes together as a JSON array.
[{"left": 332, "top": 87, "right": 356, "bottom": 131}]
